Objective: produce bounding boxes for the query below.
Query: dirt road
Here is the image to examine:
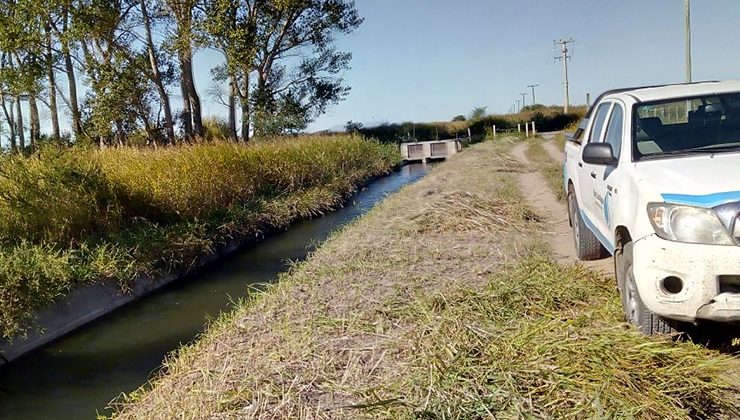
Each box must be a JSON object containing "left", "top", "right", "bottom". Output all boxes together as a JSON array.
[{"left": 509, "top": 139, "right": 613, "bottom": 274}]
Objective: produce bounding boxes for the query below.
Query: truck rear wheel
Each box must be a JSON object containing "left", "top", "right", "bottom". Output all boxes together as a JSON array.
[
  {"left": 616, "top": 241, "right": 678, "bottom": 335},
  {"left": 567, "top": 185, "right": 606, "bottom": 260}
]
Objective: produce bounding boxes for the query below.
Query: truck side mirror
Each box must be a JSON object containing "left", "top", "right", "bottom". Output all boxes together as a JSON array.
[{"left": 582, "top": 143, "right": 617, "bottom": 166}]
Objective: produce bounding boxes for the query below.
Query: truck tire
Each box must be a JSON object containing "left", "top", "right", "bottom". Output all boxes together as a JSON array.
[
  {"left": 567, "top": 185, "right": 606, "bottom": 260},
  {"left": 616, "top": 241, "right": 678, "bottom": 335}
]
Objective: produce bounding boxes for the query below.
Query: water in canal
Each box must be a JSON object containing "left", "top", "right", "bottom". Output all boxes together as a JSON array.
[{"left": 0, "top": 163, "right": 429, "bottom": 420}]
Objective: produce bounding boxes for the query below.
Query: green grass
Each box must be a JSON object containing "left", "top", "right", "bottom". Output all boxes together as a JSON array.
[
  {"left": 374, "top": 256, "right": 734, "bottom": 418},
  {"left": 525, "top": 138, "right": 565, "bottom": 200},
  {"left": 555, "top": 132, "right": 567, "bottom": 150},
  {"left": 0, "top": 136, "right": 400, "bottom": 339}
]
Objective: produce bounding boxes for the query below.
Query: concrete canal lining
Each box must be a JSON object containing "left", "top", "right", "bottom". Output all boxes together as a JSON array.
[{"left": 0, "top": 240, "right": 241, "bottom": 365}]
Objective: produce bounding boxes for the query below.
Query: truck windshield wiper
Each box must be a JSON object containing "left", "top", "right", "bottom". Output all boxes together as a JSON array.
[
  {"left": 642, "top": 144, "right": 740, "bottom": 159},
  {"left": 690, "top": 143, "right": 740, "bottom": 152}
]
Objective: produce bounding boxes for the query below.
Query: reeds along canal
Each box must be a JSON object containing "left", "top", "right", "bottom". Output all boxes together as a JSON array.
[{"left": 0, "top": 163, "right": 430, "bottom": 420}]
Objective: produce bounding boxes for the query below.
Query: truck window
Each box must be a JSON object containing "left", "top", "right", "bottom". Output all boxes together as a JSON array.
[
  {"left": 603, "top": 104, "right": 624, "bottom": 160},
  {"left": 589, "top": 103, "right": 612, "bottom": 143},
  {"left": 635, "top": 92, "right": 740, "bottom": 159}
]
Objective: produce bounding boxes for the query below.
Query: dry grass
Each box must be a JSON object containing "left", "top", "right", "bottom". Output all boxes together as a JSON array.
[
  {"left": 111, "top": 139, "right": 737, "bottom": 419},
  {"left": 526, "top": 137, "right": 565, "bottom": 200}
]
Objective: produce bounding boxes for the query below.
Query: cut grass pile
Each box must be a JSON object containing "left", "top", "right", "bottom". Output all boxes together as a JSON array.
[
  {"left": 112, "top": 140, "right": 737, "bottom": 419},
  {"left": 0, "top": 136, "right": 400, "bottom": 339},
  {"left": 526, "top": 137, "right": 565, "bottom": 200}
]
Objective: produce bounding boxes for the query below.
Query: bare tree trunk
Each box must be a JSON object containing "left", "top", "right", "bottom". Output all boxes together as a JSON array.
[
  {"left": 115, "top": 120, "right": 125, "bottom": 147},
  {"left": 45, "top": 25, "right": 61, "bottom": 143},
  {"left": 240, "top": 70, "right": 250, "bottom": 142},
  {"left": 181, "top": 52, "right": 203, "bottom": 137},
  {"left": 140, "top": 0, "right": 175, "bottom": 144},
  {"left": 29, "top": 95, "right": 40, "bottom": 150},
  {"left": 15, "top": 95, "right": 25, "bottom": 150},
  {"left": 0, "top": 53, "right": 17, "bottom": 152},
  {"left": 179, "top": 60, "right": 193, "bottom": 139},
  {"left": 48, "top": 73, "right": 61, "bottom": 142},
  {"left": 1, "top": 96, "right": 16, "bottom": 153},
  {"left": 62, "top": 10, "right": 82, "bottom": 139},
  {"left": 228, "top": 73, "right": 237, "bottom": 141}
]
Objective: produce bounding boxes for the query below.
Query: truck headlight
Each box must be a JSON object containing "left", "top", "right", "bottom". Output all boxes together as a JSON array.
[{"left": 647, "top": 203, "right": 735, "bottom": 245}]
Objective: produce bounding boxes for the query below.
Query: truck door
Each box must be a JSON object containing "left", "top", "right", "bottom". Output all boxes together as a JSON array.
[
  {"left": 589, "top": 102, "right": 624, "bottom": 251},
  {"left": 578, "top": 102, "right": 612, "bottom": 239}
]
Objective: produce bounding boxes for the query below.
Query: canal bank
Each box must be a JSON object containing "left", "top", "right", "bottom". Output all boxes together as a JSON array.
[
  {"left": 0, "top": 164, "right": 430, "bottom": 419},
  {"left": 0, "top": 161, "right": 404, "bottom": 366},
  {"left": 114, "top": 139, "right": 736, "bottom": 419}
]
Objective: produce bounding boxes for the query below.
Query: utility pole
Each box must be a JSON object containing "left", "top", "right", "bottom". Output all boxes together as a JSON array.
[
  {"left": 519, "top": 92, "right": 528, "bottom": 110},
  {"left": 515, "top": 99, "right": 521, "bottom": 113},
  {"left": 527, "top": 84, "right": 539, "bottom": 105},
  {"left": 685, "top": 0, "right": 692, "bottom": 82},
  {"left": 554, "top": 38, "right": 574, "bottom": 113}
]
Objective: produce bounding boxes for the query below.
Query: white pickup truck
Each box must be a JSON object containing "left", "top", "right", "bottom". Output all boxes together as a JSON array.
[{"left": 564, "top": 81, "right": 740, "bottom": 334}]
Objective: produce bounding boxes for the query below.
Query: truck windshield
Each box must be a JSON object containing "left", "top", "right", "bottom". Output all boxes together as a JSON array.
[{"left": 634, "top": 92, "right": 740, "bottom": 159}]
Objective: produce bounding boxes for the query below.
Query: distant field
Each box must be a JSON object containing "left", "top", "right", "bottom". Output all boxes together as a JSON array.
[{"left": 356, "top": 105, "right": 587, "bottom": 143}]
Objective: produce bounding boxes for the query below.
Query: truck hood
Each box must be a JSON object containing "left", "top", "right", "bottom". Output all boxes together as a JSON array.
[{"left": 634, "top": 152, "right": 740, "bottom": 207}]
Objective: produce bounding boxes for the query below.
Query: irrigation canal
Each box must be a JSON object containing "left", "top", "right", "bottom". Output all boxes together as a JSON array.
[{"left": 0, "top": 163, "right": 430, "bottom": 419}]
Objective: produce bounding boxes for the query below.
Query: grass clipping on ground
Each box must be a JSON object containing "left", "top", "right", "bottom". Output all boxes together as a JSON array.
[{"left": 112, "top": 140, "right": 736, "bottom": 419}]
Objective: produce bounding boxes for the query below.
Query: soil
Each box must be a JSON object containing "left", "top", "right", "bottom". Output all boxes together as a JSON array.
[{"left": 510, "top": 140, "right": 613, "bottom": 274}]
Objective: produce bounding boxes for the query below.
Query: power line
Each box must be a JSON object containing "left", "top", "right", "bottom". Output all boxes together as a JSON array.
[{"left": 554, "top": 38, "right": 574, "bottom": 113}]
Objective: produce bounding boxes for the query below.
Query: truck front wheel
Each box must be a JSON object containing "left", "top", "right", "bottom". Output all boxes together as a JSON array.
[
  {"left": 616, "top": 241, "right": 679, "bottom": 335},
  {"left": 567, "top": 185, "right": 606, "bottom": 260}
]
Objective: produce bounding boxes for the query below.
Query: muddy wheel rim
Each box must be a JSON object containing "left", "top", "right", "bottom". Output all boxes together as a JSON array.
[{"left": 626, "top": 269, "right": 639, "bottom": 324}]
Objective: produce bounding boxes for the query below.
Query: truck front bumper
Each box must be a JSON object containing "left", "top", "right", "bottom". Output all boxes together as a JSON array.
[{"left": 632, "top": 234, "right": 740, "bottom": 323}]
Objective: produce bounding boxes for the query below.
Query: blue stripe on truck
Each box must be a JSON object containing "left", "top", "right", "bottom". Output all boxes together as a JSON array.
[
  {"left": 662, "top": 190, "right": 740, "bottom": 208},
  {"left": 579, "top": 209, "right": 615, "bottom": 255}
]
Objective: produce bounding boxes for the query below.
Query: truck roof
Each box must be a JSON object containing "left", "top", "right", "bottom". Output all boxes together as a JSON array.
[{"left": 608, "top": 80, "right": 740, "bottom": 103}]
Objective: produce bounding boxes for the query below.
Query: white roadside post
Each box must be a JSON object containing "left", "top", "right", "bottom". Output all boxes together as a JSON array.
[
  {"left": 493, "top": 125, "right": 496, "bottom": 140},
  {"left": 525, "top": 122, "right": 529, "bottom": 138},
  {"left": 532, "top": 121, "right": 536, "bottom": 136},
  {"left": 517, "top": 123, "right": 521, "bottom": 133}
]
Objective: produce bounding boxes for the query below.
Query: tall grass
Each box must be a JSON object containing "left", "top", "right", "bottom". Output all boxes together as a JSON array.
[{"left": 0, "top": 136, "right": 400, "bottom": 339}]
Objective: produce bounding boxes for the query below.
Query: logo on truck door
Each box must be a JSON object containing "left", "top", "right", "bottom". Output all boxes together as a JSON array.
[
  {"left": 593, "top": 189, "right": 604, "bottom": 207},
  {"left": 593, "top": 189, "right": 611, "bottom": 226}
]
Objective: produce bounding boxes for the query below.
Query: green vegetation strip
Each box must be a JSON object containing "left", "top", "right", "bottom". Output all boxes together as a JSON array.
[
  {"left": 0, "top": 136, "right": 400, "bottom": 339},
  {"left": 112, "top": 140, "right": 736, "bottom": 419},
  {"left": 526, "top": 137, "right": 566, "bottom": 200}
]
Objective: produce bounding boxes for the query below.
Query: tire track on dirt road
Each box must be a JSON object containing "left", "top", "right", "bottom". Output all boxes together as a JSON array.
[
  {"left": 540, "top": 132, "right": 564, "bottom": 163},
  {"left": 509, "top": 141, "right": 614, "bottom": 274}
]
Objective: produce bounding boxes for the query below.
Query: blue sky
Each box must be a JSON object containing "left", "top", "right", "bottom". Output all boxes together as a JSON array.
[
  {"left": 16, "top": 0, "right": 740, "bottom": 140},
  {"left": 191, "top": 0, "right": 737, "bottom": 131}
]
